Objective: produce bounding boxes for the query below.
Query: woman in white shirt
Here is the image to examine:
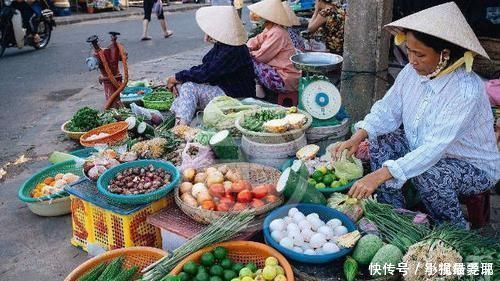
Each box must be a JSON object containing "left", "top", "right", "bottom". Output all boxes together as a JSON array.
[{"left": 332, "top": 2, "right": 500, "bottom": 228}]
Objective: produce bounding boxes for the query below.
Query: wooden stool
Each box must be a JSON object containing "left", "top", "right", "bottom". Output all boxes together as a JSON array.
[
  {"left": 277, "top": 91, "right": 298, "bottom": 107},
  {"left": 461, "top": 191, "right": 491, "bottom": 229}
]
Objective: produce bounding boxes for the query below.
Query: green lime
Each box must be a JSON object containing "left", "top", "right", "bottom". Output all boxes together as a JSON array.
[
  {"left": 317, "top": 166, "right": 328, "bottom": 175},
  {"left": 210, "top": 265, "right": 224, "bottom": 277},
  {"left": 200, "top": 252, "right": 216, "bottom": 267},
  {"left": 231, "top": 263, "right": 244, "bottom": 273},
  {"left": 322, "top": 174, "right": 334, "bottom": 185},
  {"left": 311, "top": 170, "right": 323, "bottom": 182},
  {"left": 195, "top": 271, "right": 210, "bottom": 281},
  {"left": 163, "top": 275, "right": 181, "bottom": 281},
  {"left": 213, "top": 246, "right": 228, "bottom": 260},
  {"left": 223, "top": 269, "right": 238, "bottom": 281},
  {"left": 198, "top": 266, "right": 208, "bottom": 275},
  {"left": 331, "top": 181, "right": 342, "bottom": 188},
  {"left": 239, "top": 267, "right": 253, "bottom": 277},
  {"left": 315, "top": 183, "right": 326, "bottom": 189},
  {"left": 178, "top": 272, "right": 191, "bottom": 281},
  {"left": 307, "top": 178, "right": 317, "bottom": 186},
  {"left": 245, "top": 263, "right": 258, "bottom": 273},
  {"left": 183, "top": 261, "right": 199, "bottom": 275},
  {"left": 339, "top": 178, "right": 350, "bottom": 185},
  {"left": 209, "top": 277, "right": 223, "bottom": 281},
  {"left": 220, "top": 258, "right": 233, "bottom": 270}
]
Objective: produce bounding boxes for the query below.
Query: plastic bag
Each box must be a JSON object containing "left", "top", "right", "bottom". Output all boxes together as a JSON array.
[
  {"left": 203, "top": 96, "right": 256, "bottom": 130},
  {"left": 179, "top": 143, "right": 215, "bottom": 172},
  {"left": 130, "top": 103, "right": 164, "bottom": 126},
  {"left": 333, "top": 149, "right": 363, "bottom": 180},
  {"left": 327, "top": 193, "right": 364, "bottom": 222}
]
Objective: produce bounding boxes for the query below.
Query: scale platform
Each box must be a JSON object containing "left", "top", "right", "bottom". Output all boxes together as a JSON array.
[{"left": 291, "top": 52, "right": 344, "bottom": 127}]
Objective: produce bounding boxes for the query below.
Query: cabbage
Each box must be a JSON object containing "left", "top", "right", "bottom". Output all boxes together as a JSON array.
[
  {"left": 332, "top": 150, "right": 363, "bottom": 180},
  {"left": 203, "top": 96, "right": 257, "bottom": 130}
]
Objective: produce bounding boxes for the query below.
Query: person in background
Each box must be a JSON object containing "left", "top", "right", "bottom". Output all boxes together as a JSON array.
[
  {"left": 166, "top": 6, "right": 255, "bottom": 125},
  {"left": 12, "top": 0, "right": 42, "bottom": 47},
  {"left": 247, "top": 0, "right": 301, "bottom": 97},
  {"left": 331, "top": 2, "right": 500, "bottom": 228},
  {"left": 307, "top": 0, "right": 345, "bottom": 54},
  {"left": 141, "top": 0, "right": 173, "bottom": 40},
  {"left": 282, "top": 1, "right": 305, "bottom": 52}
]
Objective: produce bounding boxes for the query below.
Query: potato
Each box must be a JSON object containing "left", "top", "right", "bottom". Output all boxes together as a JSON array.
[
  {"left": 206, "top": 171, "right": 224, "bottom": 186},
  {"left": 183, "top": 168, "right": 196, "bottom": 182},
  {"left": 180, "top": 182, "right": 193, "bottom": 194},
  {"left": 206, "top": 167, "right": 218, "bottom": 175},
  {"left": 194, "top": 172, "right": 207, "bottom": 184}
]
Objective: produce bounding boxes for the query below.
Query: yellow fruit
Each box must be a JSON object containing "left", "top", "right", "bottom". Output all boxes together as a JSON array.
[
  {"left": 275, "top": 266, "right": 284, "bottom": 276},
  {"left": 265, "top": 257, "right": 279, "bottom": 267},
  {"left": 317, "top": 166, "right": 328, "bottom": 175},
  {"left": 274, "top": 274, "right": 286, "bottom": 281},
  {"left": 254, "top": 269, "right": 263, "bottom": 277},
  {"left": 241, "top": 277, "right": 254, "bottom": 281},
  {"left": 262, "top": 266, "right": 277, "bottom": 280},
  {"left": 254, "top": 275, "right": 265, "bottom": 281}
]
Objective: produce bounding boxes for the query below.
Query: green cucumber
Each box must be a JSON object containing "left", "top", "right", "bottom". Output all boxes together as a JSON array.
[
  {"left": 209, "top": 130, "right": 240, "bottom": 160},
  {"left": 125, "top": 116, "right": 138, "bottom": 131},
  {"left": 110, "top": 266, "right": 139, "bottom": 281},
  {"left": 291, "top": 159, "right": 309, "bottom": 178},
  {"left": 137, "top": 121, "right": 155, "bottom": 137},
  {"left": 344, "top": 256, "right": 359, "bottom": 281},
  {"left": 277, "top": 168, "right": 326, "bottom": 205},
  {"left": 77, "top": 262, "right": 108, "bottom": 281},
  {"left": 96, "top": 256, "right": 124, "bottom": 281}
]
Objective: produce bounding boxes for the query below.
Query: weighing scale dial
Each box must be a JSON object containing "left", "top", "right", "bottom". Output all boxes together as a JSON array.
[{"left": 302, "top": 80, "right": 341, "bottom": 120}]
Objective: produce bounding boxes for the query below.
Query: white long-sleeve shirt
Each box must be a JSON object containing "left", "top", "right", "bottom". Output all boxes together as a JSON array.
[{"left": 355, "top": 64, "right": 500, "bottom": 189}]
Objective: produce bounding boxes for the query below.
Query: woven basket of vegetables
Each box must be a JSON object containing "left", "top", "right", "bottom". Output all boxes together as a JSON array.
[
  {"left": 235, "top": 108, "right": 313, "bottom": 144},
  {"left": 61, "top": 121, "right": 87, "bottom": 141},
  {"left": 80, "top": 121, "right": 129, "bottom": 147},
  {"left": 175, "top": 162, "right": 284, "bottom": 224},
  {"left": 64, "top": 247, "right": 168, "bottom": 281},
  {"left": 170, "top": 241, "right": 295, "bottom": 280}
]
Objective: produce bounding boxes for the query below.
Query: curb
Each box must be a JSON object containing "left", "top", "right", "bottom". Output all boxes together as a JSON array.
[{"left": 55, "top": 3, "right": 208, "bottom": 26}]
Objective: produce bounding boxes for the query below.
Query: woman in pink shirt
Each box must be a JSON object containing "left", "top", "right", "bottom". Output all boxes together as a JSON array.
[{"left": 247, "top": 0, "right": 301, "bottom": 95}]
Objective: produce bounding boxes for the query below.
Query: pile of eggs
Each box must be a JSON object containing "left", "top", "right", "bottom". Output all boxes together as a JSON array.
[{"left": 269, "top": 208, "right": 349, "bottom": 255}]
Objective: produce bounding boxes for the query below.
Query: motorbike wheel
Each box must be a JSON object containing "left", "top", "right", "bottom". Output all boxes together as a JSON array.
[{"left": 34, "top": 21, "right": 51, "bottom": 50}]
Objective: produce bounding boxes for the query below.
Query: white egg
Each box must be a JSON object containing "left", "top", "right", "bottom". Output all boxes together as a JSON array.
[
  {"left": 283, "top": 216, "right": 293, "bottom": 226},
  {"left": 310, "top": 219, "right": 323, "bottom": 232},
  {"left": 298, "top": 220, "right": 312, "bottom": 231},
  {"left": 287, "top": 223, "right": 300, "bottom": 233},
  {"left": 322, "top": 242, "right": 340, "bottom": 254},
  {"left": 310, "top": 233, "right": 327, "bottom": 249},
  {"left": 306, "top": 213, "right": 320, "bottom": 223},
  {"left": 333, "top": 226, "right": 348, "bottom": 237},
  {"left": 318, "top": 226, "right": 334, "bottom": 240},
  {"left": 279, "top": 237, "right": 294, "bottom": 249},
  {"left": 293, "top": 246, "right": 304, "bottom": 254},
  {"left": 270, "top": 219, "right": 285, "bottom": 232},
  {"left": 288, "top": 207, "right": 299, "bottom": 217},
  {"left": 287, "top": 229, "right": 301, "bottom": 240},
  {"left": 301, "top": 229, "right": 315, "bottom": 242},
  {"left": 315, "top": 248, "right": 324, "bottom": 255},
  {"left": 293, "top": 212, "right": 306, "bottom": 224},
  {"left": 327, "top": 219, "right": 342, "bottom": 229},
  {"left": 304, "top": 249, "right": 316, "bottom": 255},
  {"left": 293, "top": 235, "right": 305, "bottom": 247},
  {"left": 271, "top": 230, "right": 285, "bottom": 242}
]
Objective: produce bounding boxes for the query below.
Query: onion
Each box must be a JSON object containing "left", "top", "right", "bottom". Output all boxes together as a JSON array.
[
  {"left": 183, "top": 168, "right": 196, "bottom": 182},
  {"left": 180, "top": 182, "right": 193, "bottom": 194},
  {"left": 181, "top": 193, "right": 198, "bottom": 207}
]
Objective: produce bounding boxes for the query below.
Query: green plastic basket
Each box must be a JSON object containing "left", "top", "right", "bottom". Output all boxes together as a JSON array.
[
  {"left": 97, "top": 160, "right": 180, "bottom": 205},
  {"left": 142, "top": 91, "right": 174, "bottom": 111},
  {"left": 18, "top": 160, "right": 84, "bottom": 203}
]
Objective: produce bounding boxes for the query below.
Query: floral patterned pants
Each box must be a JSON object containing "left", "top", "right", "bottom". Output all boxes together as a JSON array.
[
  {"left": 369, "top": 129, "right": 495, "bottom": 228},
  {"left": 170, "top": 82, "right": 225, "bottom": 124},
  {"left": 252, "top": 59, "right": 286, "bottom": 93}
]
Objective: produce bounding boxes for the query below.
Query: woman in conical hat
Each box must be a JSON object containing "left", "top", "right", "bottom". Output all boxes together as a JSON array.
[
  {"left": 247, "top": 0, "right": 301, "bottom": 97},
  {"left": 166, "top": 6, "right": 255, "bottom": 125},
  {"left": 331, "top": 2, "right": 499, "bottom": 229}
]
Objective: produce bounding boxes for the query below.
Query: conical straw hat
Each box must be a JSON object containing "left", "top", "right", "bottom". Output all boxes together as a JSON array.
[
  {"left": 248, "top": 0, "right": 292, "bottom": 27},
  {"left": 385, "top": 2, "right": 489, "bottom": 59},
  {"left": 282, "top": 2, "right": 300, "bottom": 26},
  {"left": 196, "top": 6, "right": 247, "bottom": 46}
]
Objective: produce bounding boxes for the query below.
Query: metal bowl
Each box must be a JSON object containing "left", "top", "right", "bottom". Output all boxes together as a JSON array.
[{"left": 290, "top": 52, "right": 343, "bottom": 73}]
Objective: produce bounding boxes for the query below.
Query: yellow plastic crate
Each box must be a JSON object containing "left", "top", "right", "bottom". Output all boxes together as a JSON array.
[{"left": 70, "top": 195, "right": 171, "bottom": 252}]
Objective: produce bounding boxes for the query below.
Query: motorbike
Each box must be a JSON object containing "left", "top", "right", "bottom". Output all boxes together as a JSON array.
[{"left": 0, "top": 0, "right": 55, "bottom": 57}]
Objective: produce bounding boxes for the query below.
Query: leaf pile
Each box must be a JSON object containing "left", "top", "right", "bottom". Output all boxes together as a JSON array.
[
  {"left": 241, "top": 109, "right": 286, "bottom": 132},
  {"left": 67, "top": 107, "right": 101, "bottom": 132}
]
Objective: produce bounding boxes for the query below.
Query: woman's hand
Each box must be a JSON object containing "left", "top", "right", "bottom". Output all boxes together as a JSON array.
[
  {"left": 348, "top": 167, "right": 393, "bottom": 199},
  {"left": 166, "top": 76, "right": 179, "bottom": 96},
  {"left": 330, "top": 129, "right": 368, "bottom": 161}
]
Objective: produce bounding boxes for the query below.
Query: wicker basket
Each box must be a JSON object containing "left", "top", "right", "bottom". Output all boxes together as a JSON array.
[
  {"left": 170, "top": 241, "right": 294, "bottom": 280},
  {"left": 64, "top": 247, "right": 168, "bottom": 281},
  {"left": 235, "top": 108, "right": 313, "bottom": 144},
  {"left": 61, "top": 121, "right": 87, "bottom": 141},
  {"left": 175, "top": 162, "right": 283, "bottom": 224},
  {"left": 80, "top": 121, "right": 129, "bottom": 147}
]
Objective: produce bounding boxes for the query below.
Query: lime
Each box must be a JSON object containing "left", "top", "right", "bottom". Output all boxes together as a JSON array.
[
  {"left": 315, "top": 183, "right": 326, "bottom": 189},
  {"left": 275, "top": 265, "right": 285, "bottom": 275},
  {"left": 223, "top": 270, "right": 238, "bottom": 281},
  {"left": 317, "top": 166, "right": 328, "bottom": 175},
  {"left": 262, "top": 266, "right": 277, "bottom": 280},
  {"left": 239, "top": 267, "right": 253, "bottom": 277},
  {"left": 241, "top": 277, "right": 253, "bottom": 281},
  {"left": 220, "top": 258, "right": 233, "bottom": 270},
  {"left": 307, "top": 178, "right": 317, "bottom": 186},
  {"left": 163, "top": 275, "right": 181, "bottom": 281},
  {"left": 322, "top": 174, "right": 334, "bottom": 185},
  {"left": 178, "top": 272, "right": 191, "bottom": 281},
  {"left": 210, "top": 265, "right": 224, "bottom": 277},
  {"left": 246, "top": 262, "right": 258, "bottom": 273},
  {"left": 209, "top": 277, "right": 223, "bottom": 281},
  {"left": 200, "top": 252, "right": 216, "bottom": 267},
  {"left": 195, "top": 271, "right": 210, "bottom": 281},
  {"left": 183, "top": 261, "right": 199, "bottom": 275},
  {"left": 198, "top": 266, "right": 208, "bottom": 274},
  {"left": 231, "top": 263, "right": 244, "bottom": 273},
  {"left": 311, "top": 170, "right": 323, "bottom": 182},
  {"left": 213, "top": 246, "right": 228, "bottom": 260},
  {"left": 331, "top": 181, "right": 342, "bottom": 188},
  {"left": 339, "top": 178, "right": 350, "bottom": 185}
]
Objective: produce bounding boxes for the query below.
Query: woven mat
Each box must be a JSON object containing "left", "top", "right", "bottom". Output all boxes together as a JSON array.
[{"left": 147, "top": 203, "right": 260, "bottom": 241}]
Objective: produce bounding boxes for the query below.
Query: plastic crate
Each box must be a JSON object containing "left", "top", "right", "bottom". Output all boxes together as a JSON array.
[{"left": 67, "top": 180, "right": 171, "bottom": 252}]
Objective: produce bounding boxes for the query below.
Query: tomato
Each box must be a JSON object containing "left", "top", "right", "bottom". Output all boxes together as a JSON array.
[
  {"left": 219, "top": 196, "right": 235, "bottom": 205},
  {"left": 208, "top": 183, "right": 226, "bottom": 198},
  {"left": 232, "top": 202, "right": 248, "bottom": 211},
  {"left": 250, "top": 199, "right": 265, "bottom": 209},
  {"left": 265, "top": 184, "right": 278, "bottom": 195},
  {"left": 216, "top": 202, "right": 231, "bottom": 212},
  {"left": 237, "top": 190, "right": 253, "bottom": 203},
  {"left": 231, "top": 180, "right": 252, "bottom": 193},
  {"left": 252, "top": 185, "right": 268, "bottom": 199},
  {"left": 201, "top": 200, "right": 216, "bottom": 210},
  {"left": 264, "top": 194, "right": 279, "bottom": 204}
]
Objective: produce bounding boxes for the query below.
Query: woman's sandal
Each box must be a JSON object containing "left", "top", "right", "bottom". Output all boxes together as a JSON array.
[
  {"left": 141, "top": 36, "right": 152, "bottom": 41},
  {"left": 164, "top": 31, "right": 174, "bottom": 38}
]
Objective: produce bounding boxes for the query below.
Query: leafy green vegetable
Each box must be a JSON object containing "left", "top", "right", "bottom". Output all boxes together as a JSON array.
[
  {"left": 241, "top": 109, "right": 286, "bottom": 132},
  {"left": 67, "top": 107, "right": 101, "bottom": 132},
  {"left": 98, "top": 108, "right": 132, "bottom": 125}
]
